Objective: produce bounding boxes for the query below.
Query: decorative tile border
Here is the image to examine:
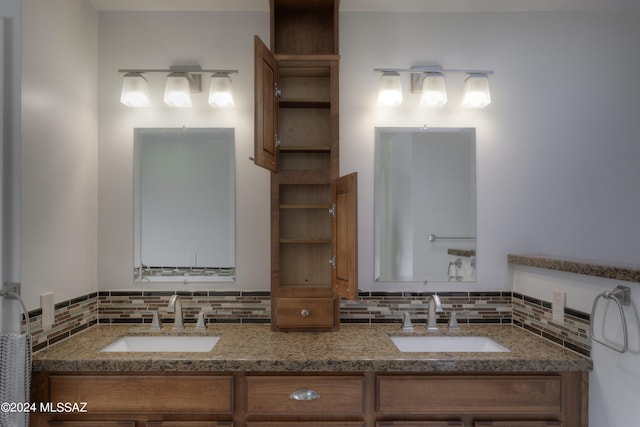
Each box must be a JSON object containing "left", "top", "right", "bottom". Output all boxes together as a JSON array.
[
  {"left": 98, "top": 290, "right": 271, "bottom": 325},
  {"left": 342, "top": 291, "right": 513, "bottom": 325},
  {"left": 24, "top": 289, "right": 589, "bottom": 357},
  {"left": 512, "top": 292, "right": 590, "bottom": 357},
  {"left": 26, "top": 293, "right": 98, "bottom": 353}
]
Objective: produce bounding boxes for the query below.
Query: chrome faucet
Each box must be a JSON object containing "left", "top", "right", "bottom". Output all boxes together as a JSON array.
[
  {"left": 167, "top": 295, "right": 184, "bottom": 330},
  {"left": 427, "top": 294, "right": 443, "bottom": 331}
]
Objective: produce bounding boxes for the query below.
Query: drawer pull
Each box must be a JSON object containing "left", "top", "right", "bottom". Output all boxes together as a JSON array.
[
  {"left": 300, "top": 309, "right": 310, "bottom": 317},
  {"left": 289, "top": 389, "right": 320, "bottom": 401}
]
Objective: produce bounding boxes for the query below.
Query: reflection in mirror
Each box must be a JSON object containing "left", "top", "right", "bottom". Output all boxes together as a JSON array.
[
  {"left": 375, "top": 127, "right": 476, "bottom": 282},
  {"left": 134, "top": 128, "right": 235, "bottom": 282}
]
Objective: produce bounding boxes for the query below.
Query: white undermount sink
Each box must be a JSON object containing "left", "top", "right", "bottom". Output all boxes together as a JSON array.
[
  {"left": 100, "top": 336, "right": 220, "bottom": 352},
  {"left": 390, "top": 336, "right": 510, "bottom": 353}
]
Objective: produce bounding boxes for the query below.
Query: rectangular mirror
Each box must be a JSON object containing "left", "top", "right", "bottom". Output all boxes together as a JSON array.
[
  {"left": 134, "top": 128, "right": 235, "bottom": 282},
  {"left": 375, "top": 127, "right": 476, "bottom": 282}
]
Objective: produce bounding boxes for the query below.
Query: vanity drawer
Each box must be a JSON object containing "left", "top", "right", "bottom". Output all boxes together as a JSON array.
[
  {"left": 247, "top": 424, "right": 364, "bottom": 427},
  {"left": 273, "top": 297, "right": 337, "bottom": 328},
  {"left": 377, "top": 375, "right": 562, "bottom": 415},
  {"left": 377, "top": 423, "right": 463, "bottom": 427},
  {"left": 49, "top": 375, "right": 233, "bottom": 414},
  {"left": 245, "top": 375, "right": 364, "bottom": 415}
]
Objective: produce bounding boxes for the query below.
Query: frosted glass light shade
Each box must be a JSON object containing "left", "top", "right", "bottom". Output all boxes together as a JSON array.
[
  {"left": 461, "top": 74, "right": 491, "bottom": 108},
  {"left": 120, "top": 72, "right": 151, "bottom": 107},
  {"left": 164, "top": 73, "right": 192, "bottom": 107},
  {"left": 377, "top": 71, "right": 403, "bottom": 106},
  {"left": 420, "top": 72, "right": 447, "bottom": 107},
  {"left": 208, "top": 73, "right": 234, "bottom": 107}
]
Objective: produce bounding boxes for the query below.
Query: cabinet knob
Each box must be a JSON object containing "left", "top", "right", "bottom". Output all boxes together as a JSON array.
[
  {"left": 300, "top": 309, "right": 310, "bottom": 317},
  {"left": 290, "top": 389, "right": 320, "bottom": 401}
]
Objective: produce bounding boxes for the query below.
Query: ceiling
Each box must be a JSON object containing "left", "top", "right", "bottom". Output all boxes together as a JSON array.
[{"left": 89, "top": 0, "right": 640, "bottom": 12}]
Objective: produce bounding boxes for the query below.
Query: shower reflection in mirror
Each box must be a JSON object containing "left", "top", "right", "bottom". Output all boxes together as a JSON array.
[
  {"left": 134, "top": 128, "right": 235, "bottom": 282},
  {"left": 374, "top": 127, "right": 476, "bottom": 283}
]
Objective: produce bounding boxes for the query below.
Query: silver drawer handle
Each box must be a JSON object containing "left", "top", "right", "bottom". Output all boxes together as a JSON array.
[
  {"left": 300, "top": 309, "right": 310, "bottom": 317},
  {"left": 289, "top": 389, "right": 320, "bottom": 401}
]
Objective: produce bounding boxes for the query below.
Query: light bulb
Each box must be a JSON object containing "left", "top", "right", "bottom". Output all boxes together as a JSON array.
[
  {"left": 164, "top": 73, "right": 192, "bottom": 107},
  {"left": 120, "top": 72, "right": 150, "bottom": 107}
]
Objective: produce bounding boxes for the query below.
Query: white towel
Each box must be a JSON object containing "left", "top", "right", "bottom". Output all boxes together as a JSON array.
[{"left": 0, "top": 333, "right": 32, "bottom": 427}]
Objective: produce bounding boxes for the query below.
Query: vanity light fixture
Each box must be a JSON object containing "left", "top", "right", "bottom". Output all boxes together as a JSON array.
[
  {"left": 208, "top": 72, "right": 235, "bottom": 107},
  {"left": 374, "top": 65, "right": 494, "bottom": 108},
  {"left": 120, "top": 72, "right": 151, "bottom": 107},
  {"left": 461, "top": 73, "right": 491, "bottom": 108},
  {"left": 118, "top": 65, "right": 238, "bottom": 108},
  {"left": 419, "top": 72, "right": 447, "bottom": 107},
  {"left": 164, "top": 72, "right": 194, "bottom": 108},
  {"left": 376, "top": 71, "right": 403, "bottom": 106}
]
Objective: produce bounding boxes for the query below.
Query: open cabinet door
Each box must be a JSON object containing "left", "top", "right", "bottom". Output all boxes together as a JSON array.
[
  {"left": 254, "top": 35, "right": 279, "bottom": 172},
  {"left": 331, "top": 173, "right": 358, "bottom": 300}
]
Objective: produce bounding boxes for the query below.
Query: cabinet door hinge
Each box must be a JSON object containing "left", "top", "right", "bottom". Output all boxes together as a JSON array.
[
  {"left": 328, "top": 203, "right": 336, "bottom": 217},
  {"left": 275, "top": 136, "right": 281, "bottom": 148},
  {"left": 329, "top": 256, "right": 336, "bottom": 268},
  {"left": 275, "top": 83, "right": 281, "bottom": 98}
]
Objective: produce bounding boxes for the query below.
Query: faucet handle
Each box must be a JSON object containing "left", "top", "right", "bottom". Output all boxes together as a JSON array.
[
  {"left": 194, "top": 311, "right": 207, "bottom": 331},
  {"left": 401, "top": 311, "right": 414, "bottom": 332},
  {"left": 448, "top": 311, "right": 460, "bottom": 331},
  {"left": 142, "top": 310, "right": 162, "bottom": 331}
]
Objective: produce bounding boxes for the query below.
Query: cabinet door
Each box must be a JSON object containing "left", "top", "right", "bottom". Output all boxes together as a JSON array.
[
  {"left": 331, "top": 173, "right": 358, "bottom": 300},
  {"left": 254, "top": 35, "right": 279, "bottom": 172}
]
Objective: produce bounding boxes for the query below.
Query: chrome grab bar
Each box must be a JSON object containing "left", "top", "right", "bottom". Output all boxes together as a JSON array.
[{"left": 590, "top": 285, "right": 630, "bottom": 353}]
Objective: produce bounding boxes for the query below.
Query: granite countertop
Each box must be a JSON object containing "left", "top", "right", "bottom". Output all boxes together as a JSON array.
[
  {"left": 32, "top": 324, "right": 591, "bottom": 373},
  {"left": 508, "top": 253, "right": 640, "bottom": 283}
]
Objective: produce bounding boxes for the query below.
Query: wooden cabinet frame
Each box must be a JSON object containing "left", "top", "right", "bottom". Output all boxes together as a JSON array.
[
  {"left": 253, "top": 0, "right": 357, "bottom": 331},
  {"left": 31, "top": 371, "right": 588, "bottom": 427}
]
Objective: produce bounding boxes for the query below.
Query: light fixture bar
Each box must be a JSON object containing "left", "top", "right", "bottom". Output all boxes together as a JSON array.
[
  {"left": 373, "top": 66, "right": 494, "bottom": 75},
  {"left": 375, "top": 66, "right": 494, "bottom": 95},
  {"left": 118, "top": 68, "right": 239, "bottom": 74}
]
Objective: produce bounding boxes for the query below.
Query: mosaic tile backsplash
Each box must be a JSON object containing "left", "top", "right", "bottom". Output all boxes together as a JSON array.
[{"left": 24, "top": 290, "right": 591, "bottom": 357}]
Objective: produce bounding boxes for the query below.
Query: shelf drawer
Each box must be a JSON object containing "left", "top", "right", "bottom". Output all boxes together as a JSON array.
[
  {"left": 273, "top": 297, "right": 336, "bottom": 328},
  {"left": 377, "top": 375, "right": 562, "bottom": 415},
  {"left": 245, "top": 375, "right": 364, "bottom": 415},
  {"left": 49, "top": 375, "right": 233, "bottom": 414}
]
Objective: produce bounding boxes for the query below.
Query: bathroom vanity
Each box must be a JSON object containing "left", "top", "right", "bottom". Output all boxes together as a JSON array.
[{"left": 31, "top": 324, "right": 590, "bottom": 427}]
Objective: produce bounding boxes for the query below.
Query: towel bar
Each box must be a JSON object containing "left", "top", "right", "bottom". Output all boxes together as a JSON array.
[
  {"left": 590, "top": 285, "right": 630, "bottom": 353},
  {"left": 1, "top": 282, "right": 31, "bottom": 336}
]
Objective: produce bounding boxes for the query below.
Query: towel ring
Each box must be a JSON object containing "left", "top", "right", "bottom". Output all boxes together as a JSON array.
[{"left": 590, "top": 285, "right": 630, "bottom": 353}]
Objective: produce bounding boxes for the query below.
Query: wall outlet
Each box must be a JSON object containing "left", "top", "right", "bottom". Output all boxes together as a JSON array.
[
  {"left": 41, "top": 292, "right": 55, "bottom": 328},
  {"left": 552, "top": 289, "right": 565, "bottom": 324}
]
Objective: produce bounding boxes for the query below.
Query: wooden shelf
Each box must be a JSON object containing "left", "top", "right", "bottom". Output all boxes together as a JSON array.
[
  {"left": 280, "top": 145, "right": 330, "bottom": 153},
  {"left": 280, "top": 238, "right": 331, "bottom": 244},
  {"left": 280, "top": 99, "right": 330, "bottom": 108},
  {"left": 280, "top": 204, "right": 330, "bottom": 209}
]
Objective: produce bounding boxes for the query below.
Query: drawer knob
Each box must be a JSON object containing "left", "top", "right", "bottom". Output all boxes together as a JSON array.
[
  {"left": 300, "top": 309, "right": 310, "bottom": 317},
  {"left": 289, "top": 389, "right": 320, "bottom": 401}
]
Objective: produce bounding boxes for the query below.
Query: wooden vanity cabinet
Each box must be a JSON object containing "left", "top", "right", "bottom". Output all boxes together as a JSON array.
[
  {"left": 32, "top": 371, "right": 587, "bottom": 427},
  {"left": 30, "top": 373, "right": 234, "bottom": 427},
  {"left": 254, "top": 0, "right": 358, "bottom": 331}
]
